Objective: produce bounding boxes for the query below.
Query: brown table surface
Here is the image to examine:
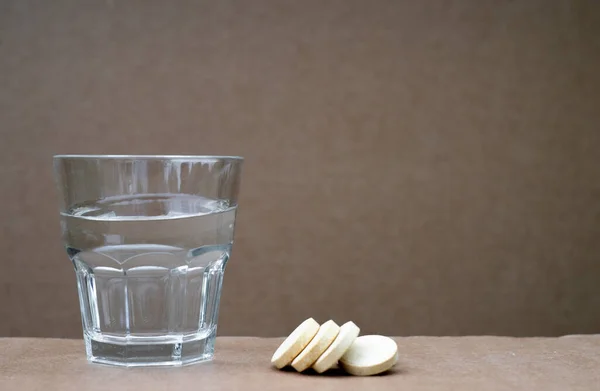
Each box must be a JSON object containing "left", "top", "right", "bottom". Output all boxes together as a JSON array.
[{"left": 1, "top": 336, "right": 599, "bottom": 390}]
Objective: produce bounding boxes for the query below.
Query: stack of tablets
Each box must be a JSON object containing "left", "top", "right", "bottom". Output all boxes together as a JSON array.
[{"left": 271, "top": 318, "right": 398, "bottom": 376}]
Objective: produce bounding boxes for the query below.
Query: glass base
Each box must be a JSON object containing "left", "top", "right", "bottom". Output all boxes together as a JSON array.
[{"left": 84, "top": 332, "right": 216, "bottom": 367}]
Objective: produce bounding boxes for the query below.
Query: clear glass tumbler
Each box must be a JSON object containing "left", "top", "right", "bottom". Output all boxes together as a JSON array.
[{"left": 53, "top": 155, "right": 243, "bottom": 367}]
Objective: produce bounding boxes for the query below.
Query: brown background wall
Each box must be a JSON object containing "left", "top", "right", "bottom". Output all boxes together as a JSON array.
[{"left": 1, "top": 0, "right": 599, "bottom": 338}]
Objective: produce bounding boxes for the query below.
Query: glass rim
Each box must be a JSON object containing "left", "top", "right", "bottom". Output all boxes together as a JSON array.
[{"left": 53, "top": 154, "right": 244, "bottom": 161}]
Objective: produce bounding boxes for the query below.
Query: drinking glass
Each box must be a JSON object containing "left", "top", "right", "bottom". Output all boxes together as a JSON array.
[{"left": 53, "top": 155, "right": 243, "bottom": 367}]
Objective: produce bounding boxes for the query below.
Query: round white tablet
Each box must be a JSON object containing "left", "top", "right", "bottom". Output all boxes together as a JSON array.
[
  {"left": 339, "top": 335, "right": 398, "bottom": 376},
  {"left": 271, "top": 318, "right": 320, "bottom": 369},
  {"left": 312, "top": 321, "right": 360, "bottom": 373},
  {"left": 291, "top": 320, "right": 340, "bottom": 372}
]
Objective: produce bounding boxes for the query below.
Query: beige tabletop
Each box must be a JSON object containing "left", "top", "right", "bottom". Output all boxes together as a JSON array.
[{"left": 1, "top": 336, "right": 598, "bottom": 390}]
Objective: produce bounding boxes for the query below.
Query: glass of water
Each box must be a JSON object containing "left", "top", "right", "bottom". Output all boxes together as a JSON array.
[{"left": 53, "top": 155, "right": 243, "bottom": 367}]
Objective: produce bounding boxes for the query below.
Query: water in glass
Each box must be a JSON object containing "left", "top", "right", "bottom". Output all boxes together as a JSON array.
[{"left": 62, "top": 193, "right": 236, "bottom": 366}]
